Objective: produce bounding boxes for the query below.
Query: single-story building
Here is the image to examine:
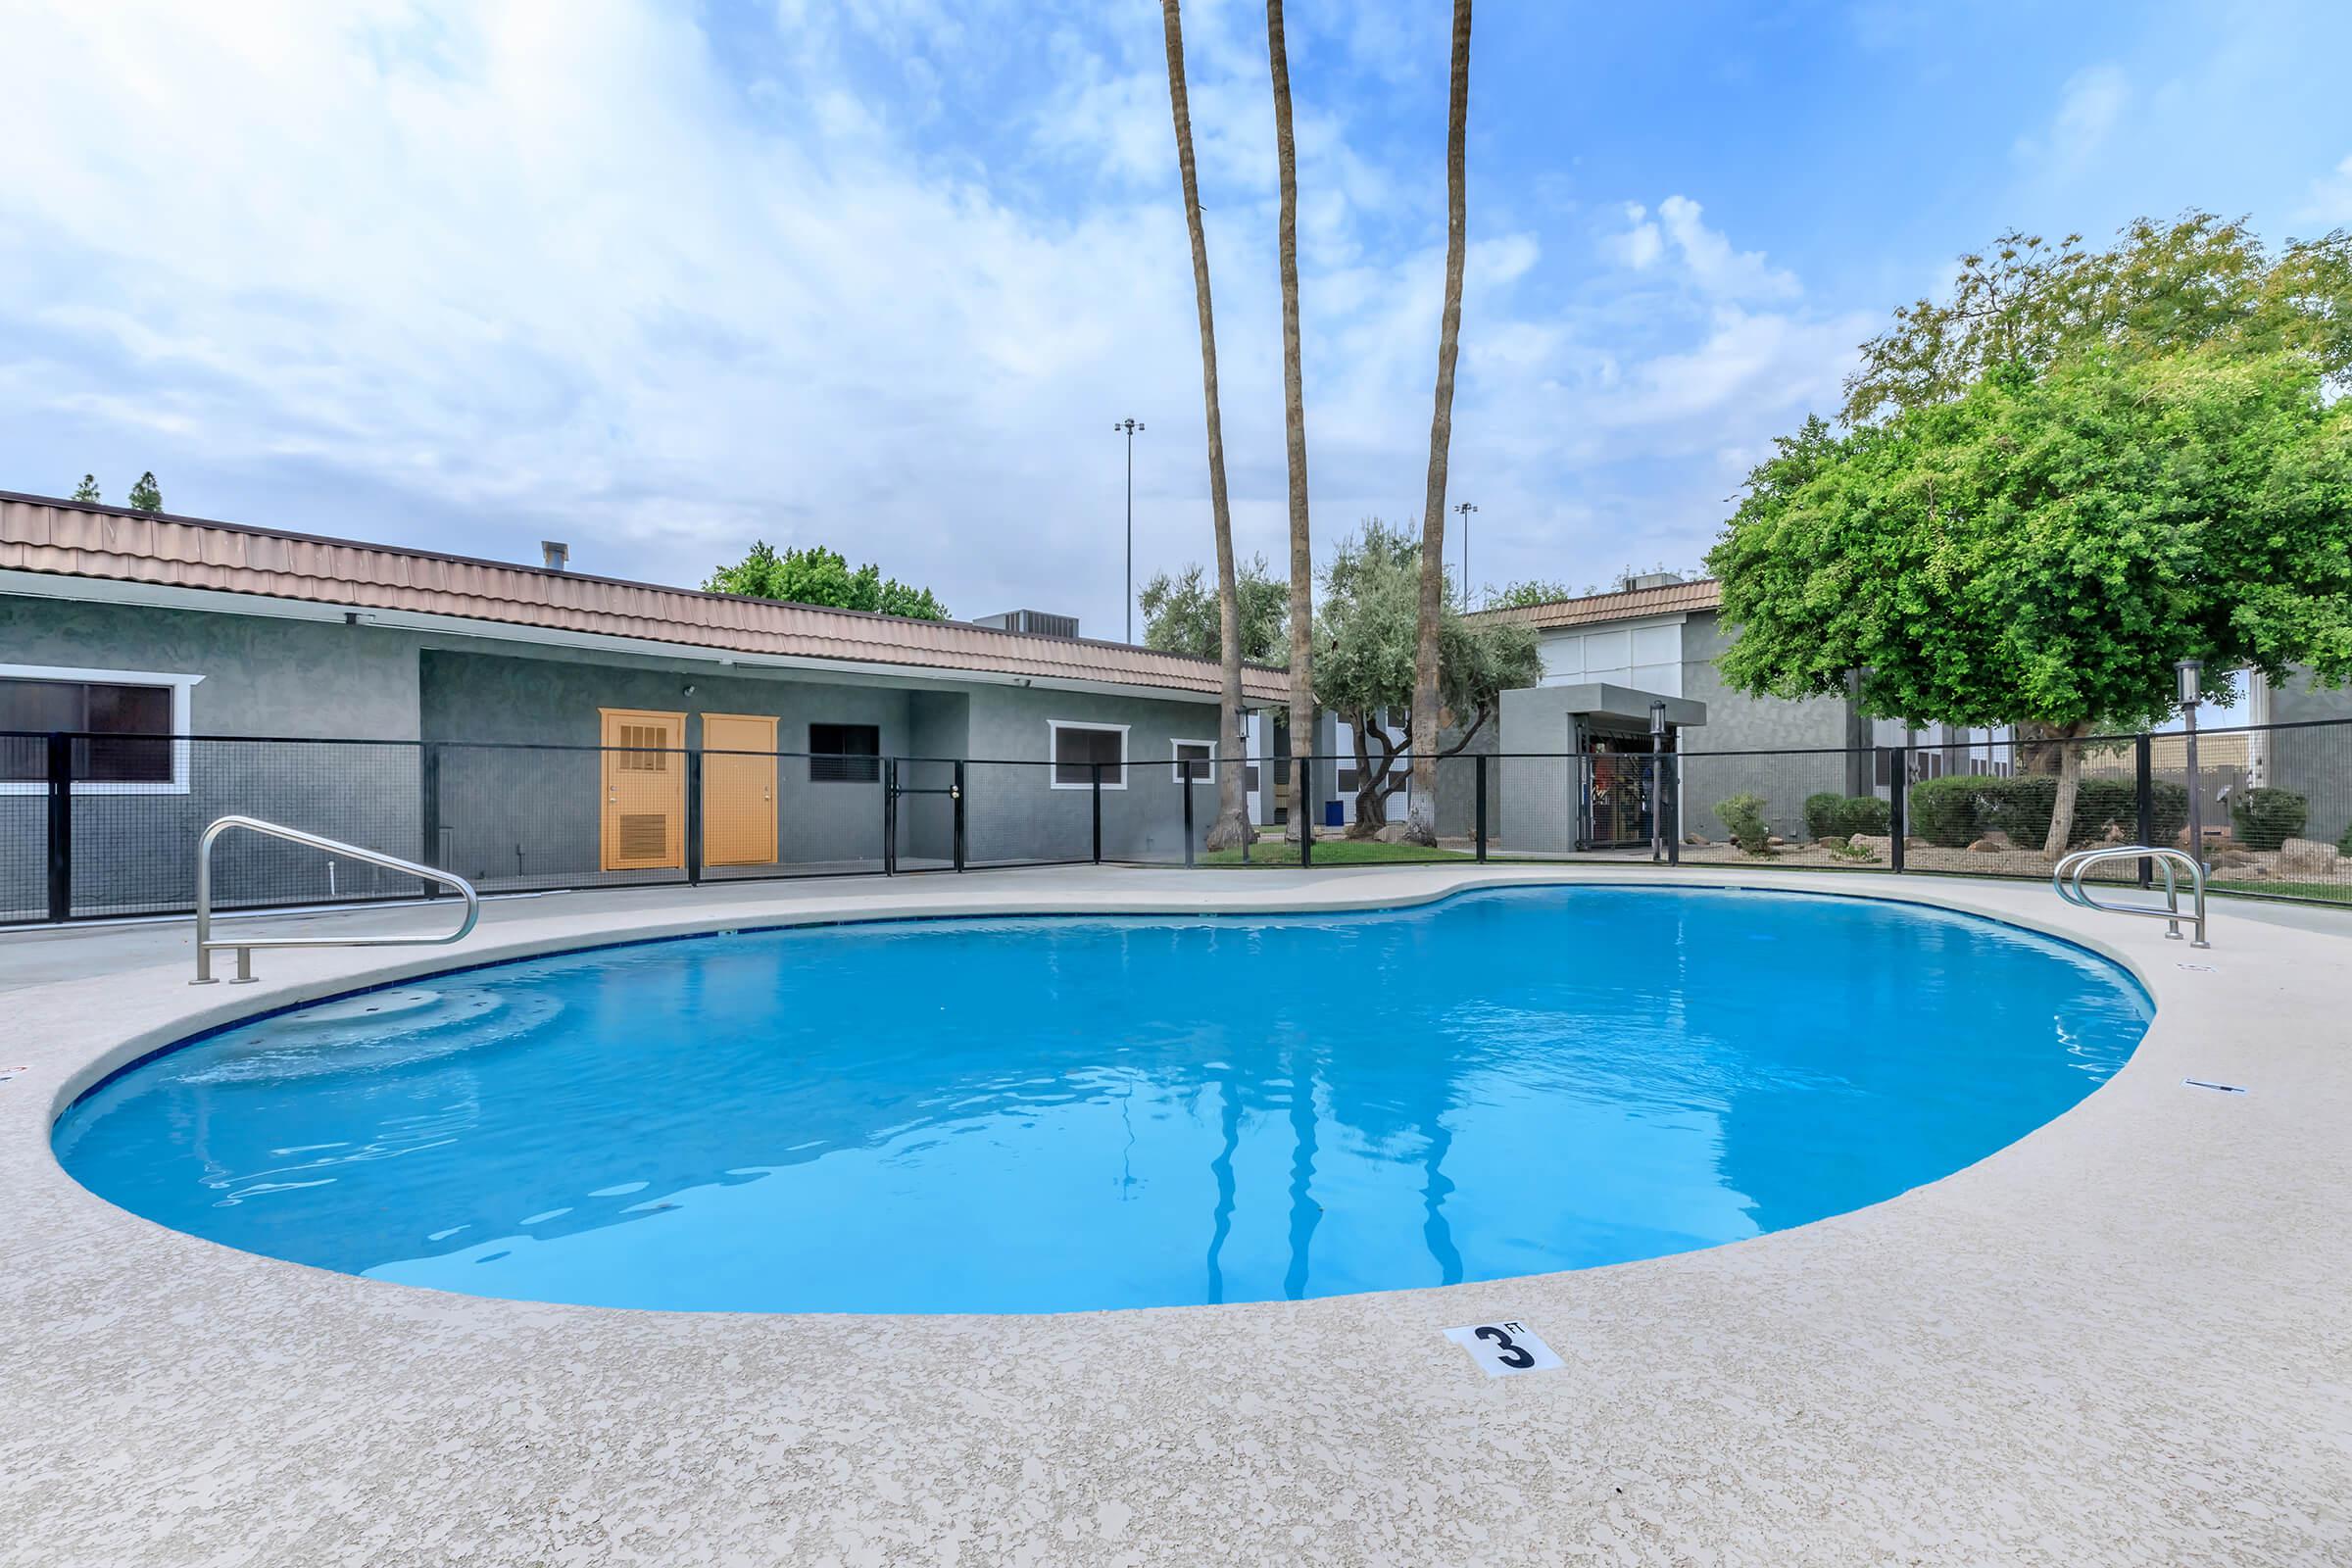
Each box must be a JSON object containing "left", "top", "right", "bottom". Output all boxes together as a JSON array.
[
  {"left": 1466, "top": 574, "right": 2012, "bottom": 850},
  {"left": 0, "top": 491, "right": 1290, "bottom": 921}
]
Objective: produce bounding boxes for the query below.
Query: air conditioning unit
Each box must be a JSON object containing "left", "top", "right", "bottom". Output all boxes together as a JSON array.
[{"left": 976, "top": 609, "right": 1081, "bottom": 640}]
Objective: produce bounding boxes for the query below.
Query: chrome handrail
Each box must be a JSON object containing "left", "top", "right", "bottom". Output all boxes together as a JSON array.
[
  {"left": 2051, "top": 844, "right": 2208, "bottom": 949},
  {"left": 194, "top": 815, "right": 480, "bottom": 984}
]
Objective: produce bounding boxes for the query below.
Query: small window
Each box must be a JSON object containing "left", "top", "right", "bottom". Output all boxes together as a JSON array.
[
  {"left": 808, "top": 723, "right": 881, "bottom": 783},
  {"left": 1, "top": 670, "right": 188, "bottom": 788},
  {"left": 1335, "top": 765, "right": 1359, "bottom": 793},
  {"left": 615, "top": 722, "right": 671, "bottom": 771},
  {"left": 1172, "top": 740, "right": 1214, "bottom": 784},
  {"left": 1244, "top": 763, "right": 1260, "bottom": 794},
  {"left": 1051, "top": 721, "right": 1127, "bottom": 789}
]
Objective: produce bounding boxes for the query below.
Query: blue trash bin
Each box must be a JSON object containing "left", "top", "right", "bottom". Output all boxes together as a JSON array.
[{"left": 1323, "top": 800, "right": 1344, "bottom": 829}]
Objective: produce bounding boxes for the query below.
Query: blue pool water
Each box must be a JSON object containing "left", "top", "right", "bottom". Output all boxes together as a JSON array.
[{"left": 55, "top": 888, "right": 2149, "bottom": 1313}]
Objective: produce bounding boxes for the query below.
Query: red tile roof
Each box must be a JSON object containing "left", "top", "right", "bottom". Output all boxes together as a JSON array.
[{"left": 0, "top": 493, "right": 1289, "bottom": 702}]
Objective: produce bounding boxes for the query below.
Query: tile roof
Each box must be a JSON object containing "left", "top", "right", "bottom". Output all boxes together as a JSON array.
[
  {"left": 0, "top": 492, "right": 1288, "bottom": 703},
  {"left": 1466, "top": 578, "right": 1722, "bottom": 631}
]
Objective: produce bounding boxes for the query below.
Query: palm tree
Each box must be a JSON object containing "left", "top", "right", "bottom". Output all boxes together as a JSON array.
[
  {"left": 1406, "top": 0, "right": 1472, "bottom": 847},
  {"left": 1160, "top": 0, "right": 1251, "bottom": 851},
  {"left": 1267, "top": 0, "right": 1315, "bottom": 843}
]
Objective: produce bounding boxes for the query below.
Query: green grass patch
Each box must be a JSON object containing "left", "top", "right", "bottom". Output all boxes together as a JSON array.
[{"left": 1200, "top": 838, "right": 1471, "bottom": 866}]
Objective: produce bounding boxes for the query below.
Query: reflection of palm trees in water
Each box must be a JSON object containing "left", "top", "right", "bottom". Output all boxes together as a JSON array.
[{"left": 1201, "top": 1027, "right": 1465, "bottom": 1302}]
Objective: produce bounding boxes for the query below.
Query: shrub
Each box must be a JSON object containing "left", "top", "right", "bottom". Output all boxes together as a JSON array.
[
  {"left": 1835, "top": 794, "right": 1890, "bottom": 837},
  {"left": 2339, "top": 821, "right": 2352, "bottom": 857},
  {"left": 1804, "top": 792, "right": 1844, "bottom": 841},
  {"left": 1717, "top": 793, "right": 1772, "bottom": 856},
  {"left": 1903, "top": 773, "right": 2188, "bottom": 851},
  {"left": 1908, "top": 776, "right": 1985, "bottom": 848},
  {"left": 1807, "top": 792, "right": 1891, "bottom": 841},
  {"left": 2230, "top": 787, "right": 2309, "bottom": 851}
]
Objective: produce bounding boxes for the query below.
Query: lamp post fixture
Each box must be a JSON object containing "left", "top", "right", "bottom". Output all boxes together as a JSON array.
[
  {"left": 1114, "top": 417, "right": 1145, "bottom": 642},
  {"left": 1452, "top": 501, "right": 1478, "bottom": 607},
  {"left": 1649, "top": 699, "right": 1669, "bottom": 864},
  {"left": 2177, "top": 658, "right": 2204, "bottom": 868}
]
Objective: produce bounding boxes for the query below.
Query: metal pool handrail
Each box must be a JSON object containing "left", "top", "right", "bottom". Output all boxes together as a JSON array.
[
  {"left": 193, "top": 815, "right": 480, "bottom": 984},
  {"left": 2052, "top": 844, "right": 2208, "bottom": 949}
]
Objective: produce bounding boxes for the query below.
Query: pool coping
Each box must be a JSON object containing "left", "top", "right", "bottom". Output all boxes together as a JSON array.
[{"left": 3, "top": 863, "right": 2346, "bottom": 1566}]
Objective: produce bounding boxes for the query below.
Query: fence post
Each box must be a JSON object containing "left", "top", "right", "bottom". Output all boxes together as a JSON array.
[
  {"left": 1474, "top": 753, "right": 1489, "bottom": 862},
  {"left": 46, "top": 732, "right": 73, "bottom": 922},
  {"left": 419, "top": 742, "right": 443, "bottom": 898},
  {"left": 1666, "top": 752, "right": 1681, "bottom": 866},
  {"left": 684, "top": 745, "right": 704, "bottom": 886},
  {"left": 1887, "top": 747, "right": 1907, "bottom": 874},
  {"left": 1298, "top": 754, "right": 1313, "bottom": 868},
  {"left": 883, "top": 758, "right": 898, "bottom": 876},
  {"left": 953, "top": 760, "right": 967, "bottom": 872},
  {"left": 2134, "top": 733, "right": 2155, "bottom": 889},
  {"left": 1091, "top": 761, "right": 1103, "bottom": 864},
  {"left": 1182, "top": 763, "right": 1197, "bottom": 867}
]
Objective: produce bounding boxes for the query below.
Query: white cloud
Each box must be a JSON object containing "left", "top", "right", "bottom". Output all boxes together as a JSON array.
[
  {"left": 2012, "top": 63, "right": 2128, "bottom": 173},
  {"left": 0, "top": 0, "right": 1863, "bottom": 624},
  {"left": 1604, "top": 196, "right": 1797, "bottom": 301}
]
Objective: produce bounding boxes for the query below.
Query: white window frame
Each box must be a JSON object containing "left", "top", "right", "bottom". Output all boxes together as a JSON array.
[
  {"left": 1048, "top": 719, "right": 1130, "bottom": 790},
  {"left": 0, "top": 663, "right": 203, "bottom": 796},
  {"left": 1171, "top": 737, "right": 1216, "bottom": 785}
]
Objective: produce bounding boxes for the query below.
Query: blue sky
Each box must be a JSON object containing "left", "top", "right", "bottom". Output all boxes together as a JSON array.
[{"left": 3, "top": 0, "right": 2349, "bottom": 635}]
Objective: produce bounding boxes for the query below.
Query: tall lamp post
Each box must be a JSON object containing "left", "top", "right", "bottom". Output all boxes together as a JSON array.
[
  {"left": 1453, "top": 501, "right": 1478, "bottom": 606},
  {"left": 2177, "top": 658, "right": 2203, "bottom": 868},
  {"left": 1114, "top": 417, "right": 1145, "bottom": 642}
]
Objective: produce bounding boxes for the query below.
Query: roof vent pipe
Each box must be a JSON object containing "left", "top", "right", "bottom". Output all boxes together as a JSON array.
[{"left": 541, "top": 540, "right": 570, "bottom": 570}]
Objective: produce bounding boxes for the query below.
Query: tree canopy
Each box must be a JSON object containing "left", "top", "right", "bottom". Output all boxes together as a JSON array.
[
  {"left": 71, "top": 474, "right": 100, "bottom": 502},
  {"left": 125, "top": 471, "right": 163, "bottom": 512},
  {"left": 704, "top": 541, "right": 949, "bottom": 620},
  {"left": 1138, "top": 555, "right": 1288, "bottom": 664},
  {"left": 1314, "top": 518, "right": 1541, "bottom": 833},
  {"left": 1713, "top": 211, "right": 2352, "bottom": 856},
  {"left": 1841, "top": 212, "right": 2351, "bottom": 425}
]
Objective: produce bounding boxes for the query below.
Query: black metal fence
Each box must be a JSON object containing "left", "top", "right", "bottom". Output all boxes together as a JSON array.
[{"left": 5, "top": 718, "right": 2348, "bottom": 925}]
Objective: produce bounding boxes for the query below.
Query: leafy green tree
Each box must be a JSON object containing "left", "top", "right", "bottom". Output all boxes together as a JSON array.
[
  {"left": 71, "top": 474, "right": 101, "bottom": 502},
  {"left": 1138, "top": 556, "right": 1288, "bottom": 664},
  {"left": 1314, "top": 519, "right": 1541, "bottom": 836},
  {"left": 1486, "top": 579, "right": 1573, "bottom": 609},
  {"left": 704, "top": 541, "right": 949, "bottom": 620},
  {"left": 1842, "top": 212, "right": 2351, "bottom": 425},
  {"left": 125, "top": 471, "right": 163, "bottom": 512},
  {"left": 1711, "top": 349, "right": 2352, "bottom": 856}
]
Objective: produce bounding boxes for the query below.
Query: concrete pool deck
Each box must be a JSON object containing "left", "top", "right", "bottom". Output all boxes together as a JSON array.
[{"left": 1, "top": 865, "right": 2346, "bottom": 1566}]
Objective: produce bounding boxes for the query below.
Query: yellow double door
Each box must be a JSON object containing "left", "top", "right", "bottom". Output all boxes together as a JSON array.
[{"left": 599, "top": 709, "right": 778, "bottom": 871}]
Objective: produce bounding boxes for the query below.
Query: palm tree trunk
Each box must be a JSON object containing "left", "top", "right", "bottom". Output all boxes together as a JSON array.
[
  {"left": 1405, "top": 0, "right": 1472, "bottom": 848},
  {"left": 1268, "top": 0, "right": 1315, "bottom": 845},
  {"left": 1160, "top": 0, "right": 1251, "bottom": 852}
]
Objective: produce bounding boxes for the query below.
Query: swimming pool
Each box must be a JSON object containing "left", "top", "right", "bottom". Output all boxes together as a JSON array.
[{"left": 55, "top": 887, "right": 2149, "bottom": 1313}]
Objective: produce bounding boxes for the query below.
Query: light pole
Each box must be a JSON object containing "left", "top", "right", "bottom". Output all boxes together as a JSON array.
[
  {"left": 2177, "top": 658, "right": 2203, "bottom": 870},
  {"left": 1453, "top": 501, "right": 1478, "bottom": 607},
  {"left": 1114, "top": 417, "right": 1145, "bottom": 641}
]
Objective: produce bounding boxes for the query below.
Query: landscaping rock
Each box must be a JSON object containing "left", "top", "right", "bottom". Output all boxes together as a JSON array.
[
  {"left": 2277, "top": 837, "right": 2341, "bottom": 876},
  {"left": 1372, "top": 824, "right": 1410, "bottom": 844},
  {"left": 1850, "top": 834, "right": 1894, "bottom": 858},
  {"left": 1766, "top": 835, "right": 1787, "bottom": 848},
  {"left": 1966, "top": 838, "right": 2004, "bottom": 853},
  {"left": 1684, "top": 834, "right": 1709, "bottom": 846}
]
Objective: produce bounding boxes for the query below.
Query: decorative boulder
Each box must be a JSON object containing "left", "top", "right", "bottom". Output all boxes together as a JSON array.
[
  {"left": 1966, "top": 838, "right": 2005, "bottom": 854},
  {"left": 2276, "top": 837, "right": 2341, "bottom": 876},
  {"left": 1850, "top": 834, "right": 1895, "bottom": 858}
]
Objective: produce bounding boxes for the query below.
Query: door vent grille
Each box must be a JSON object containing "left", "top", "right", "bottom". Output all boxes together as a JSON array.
[{"left": 617, "top": 813, "right": 668, "bottom": 861}]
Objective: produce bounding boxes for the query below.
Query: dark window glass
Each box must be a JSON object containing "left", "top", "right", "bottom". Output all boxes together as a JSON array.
[
  {"left": 1175, "top": 741, "right": 1211, "bottom": 783},
  {"left": 1, "top": 677, "right": 174, "bottom": 782},
  {"left": 808, "top": 723, "right": 881, "bottom": 783},
  {"left": 1244, "top": 764, "right": 1259, "bottom": 794},
  {"left": 1336, "top": 766, "right": 1358, "bottom": 793},
  {"left": 1053, "top": 725, "right": 1123, "bottom": 785}
]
